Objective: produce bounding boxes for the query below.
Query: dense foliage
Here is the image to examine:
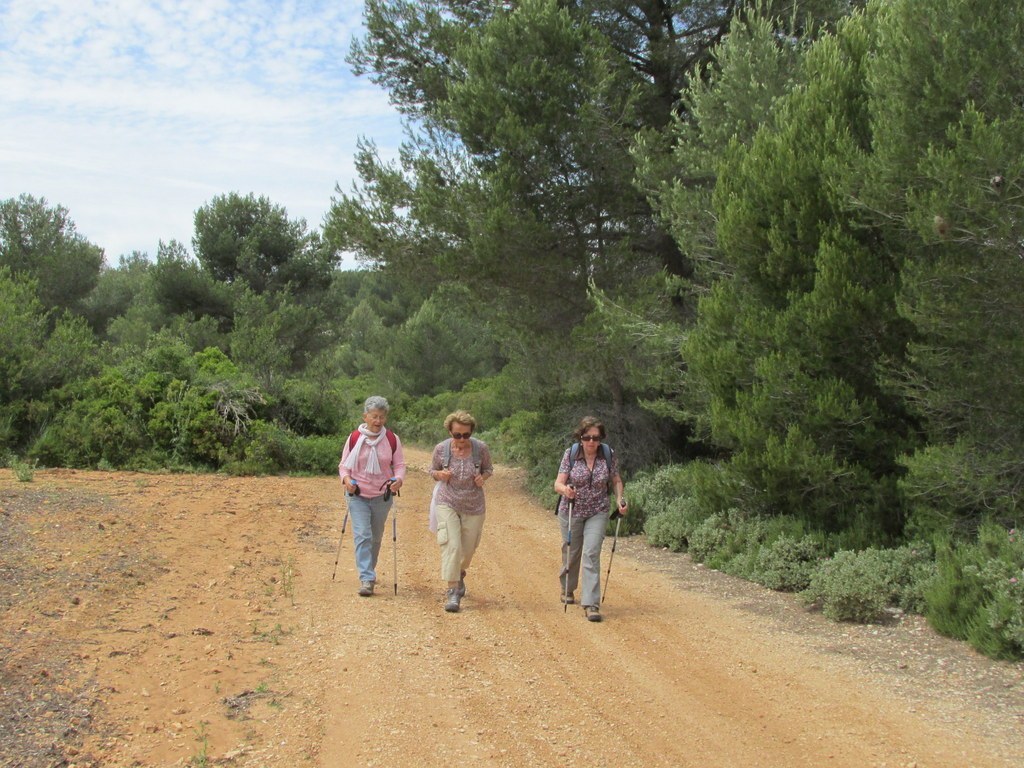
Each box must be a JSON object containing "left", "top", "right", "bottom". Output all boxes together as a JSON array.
[{"left": 3, "top": 0, "right": 1021, "bottom": 658}]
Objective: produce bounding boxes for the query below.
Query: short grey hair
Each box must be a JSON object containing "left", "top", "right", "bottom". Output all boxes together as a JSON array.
[{"left": 364, "top": 395, "right": 390, "bottom": 413}]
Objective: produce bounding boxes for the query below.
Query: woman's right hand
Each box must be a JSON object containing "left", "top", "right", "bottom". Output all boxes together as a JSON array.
[
  {"left": 434, "top": 468, "right": 454, "bottom": 482},
  {"left": 561, "top": 483, "right": 576, "bottom": 500}
]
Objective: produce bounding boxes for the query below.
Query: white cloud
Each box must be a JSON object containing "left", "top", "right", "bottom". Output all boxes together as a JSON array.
[{"left": 0, "top": 0, "right": 404, "bottom": 261}]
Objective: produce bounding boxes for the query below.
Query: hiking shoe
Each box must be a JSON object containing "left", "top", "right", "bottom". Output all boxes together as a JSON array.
[
  {"left": 358, "top": 581, "right": 375, "bottom": 597},
  {"left": 560, "top": 592, "right": 575, "bottom": 605},
  {"left": 457, "top": 570, "right": 467, "bottom": 598},
  {"left": 444, "top": 587, "right": 461, "bottom": 613},
  {"left": 584, "top": 605, "right": 602, "bottom": 622}
]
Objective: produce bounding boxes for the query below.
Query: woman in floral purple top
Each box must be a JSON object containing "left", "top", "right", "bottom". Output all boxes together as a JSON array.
[{"left": 553, "top": 416, "right": 627, "bottom": 622}]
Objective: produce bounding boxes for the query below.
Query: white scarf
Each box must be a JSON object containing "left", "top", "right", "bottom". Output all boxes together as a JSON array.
[{"left": 341, "top": 424, "right": 387, "bottom": 475}]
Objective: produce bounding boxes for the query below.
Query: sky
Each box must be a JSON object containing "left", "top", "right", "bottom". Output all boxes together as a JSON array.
[{"left": 0, "top": 0, "right": 406, "bottom": 264}]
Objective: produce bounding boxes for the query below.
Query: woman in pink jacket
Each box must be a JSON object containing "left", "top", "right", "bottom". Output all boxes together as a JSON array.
[{"left": 338, "top": 396, "right": 407, "bottom": 596}]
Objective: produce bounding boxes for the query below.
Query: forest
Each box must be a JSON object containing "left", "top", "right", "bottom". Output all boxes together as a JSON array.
[{"left": 2, "top": 0, "right": 1022, "bottom": 659}]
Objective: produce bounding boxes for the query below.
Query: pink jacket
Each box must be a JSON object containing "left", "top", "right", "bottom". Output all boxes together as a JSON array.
[{"left": 338, "top": 431, "right": 407, "bottom": 499}]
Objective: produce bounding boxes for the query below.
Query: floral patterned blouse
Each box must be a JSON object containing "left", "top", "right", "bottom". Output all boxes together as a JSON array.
[
  {"left": 556, "top": 446, "right": 619, "bottom": 518},
  {"left": 431, "top": 439, "right": 494, "bottom": 516}
]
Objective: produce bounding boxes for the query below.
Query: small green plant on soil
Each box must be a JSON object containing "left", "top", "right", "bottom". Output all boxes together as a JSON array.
[
  {"left": 190, "top": 720, "right": 210, "bottom": 767},
  {"left": 10, "top": 457, "right": 36, "bottom": 482},
  {"left": 280, "top": 556, "right": 296, "bottom": 604}
]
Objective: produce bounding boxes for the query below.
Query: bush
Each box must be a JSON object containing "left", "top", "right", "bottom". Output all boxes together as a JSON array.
[
  {"left": 884, "top": 542, "right": 936, "bottom": 614},
  {"left": 230, "top": 420, "right": 292, "bottom": 474},
  {"left": 9, "top": 455, "right": 36, "bottom": 482},
  {"left": 31, "top": 398, "right": 148, "bottom": 469},
  {"left": 689, "top": 509, "right": 790, "bottom": 575},
  {"left": 802, "top": 549, "right": 891, "bottom": 622},
  {"left": 687, "top": 510, "right": 736, "bottom": 565},
  {"left": 803, "top": 544, "right": 936, "bottom": 623},
  {"left": 289, "top": 434, "right": 343, "bottom": 475},
  {"left": 630, "top": 464, "right": 690, "bottom": 522},
  {"left": 925, "top": 524, "right": 1024, "bottom": 660},
  {"left": 644, "top": 495, "right": 706, "bottom": 551},
  {"left": 901, "top": 442, "right": 1020, "bottom": 541},
  {"left": 632, "top": 460, "right": 731, "bottom": 537},
  {"left": 751, "top": 534, "right": 825, "bottom": 592}
]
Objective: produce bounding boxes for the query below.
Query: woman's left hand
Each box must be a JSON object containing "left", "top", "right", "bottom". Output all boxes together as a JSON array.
[{"left": 474, "top": 474, "right": 487, "bottom": 487}]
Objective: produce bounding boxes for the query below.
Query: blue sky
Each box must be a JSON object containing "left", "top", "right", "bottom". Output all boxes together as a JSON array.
[{"left": 0, "top": 0, "right": 405, "bottom": 264}]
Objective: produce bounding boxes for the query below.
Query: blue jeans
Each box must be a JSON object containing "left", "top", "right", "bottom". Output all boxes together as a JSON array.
[
  {"left": 559, "top": 510, "right": 608, "bottom": 608},
  {"left": 347, "top": 493, "right": 394, "bottom": 583}
]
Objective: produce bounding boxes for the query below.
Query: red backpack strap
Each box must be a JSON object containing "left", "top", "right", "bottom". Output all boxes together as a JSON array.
[{"left": 349, "top": 428, "right": 397, "bottom": 452}]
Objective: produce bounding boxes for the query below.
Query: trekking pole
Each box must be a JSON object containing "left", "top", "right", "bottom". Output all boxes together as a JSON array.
[
  {"left": 601, "top": 506, "right": 625, "bottom": 604},
  {"left": 333, "top": 478, "right": 359, "bottom": 581},
  {"left": 383, "top": 478, "right": 399, "bottom": 596},
  {"left": 561, "top": 490, "right": 574, "bottom": 612},
  {"left": 331, "top": 507, "right": 349, "bottom": 582}
]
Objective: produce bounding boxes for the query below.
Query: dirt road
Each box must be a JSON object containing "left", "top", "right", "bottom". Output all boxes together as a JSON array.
[{"left": 1, "top": 448, "right": 1022, "bottom": 767}]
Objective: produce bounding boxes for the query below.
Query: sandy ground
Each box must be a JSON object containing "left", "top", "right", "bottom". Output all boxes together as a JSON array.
[{"left": 1, "top": 447, "right": 1022, "bottom": 768}]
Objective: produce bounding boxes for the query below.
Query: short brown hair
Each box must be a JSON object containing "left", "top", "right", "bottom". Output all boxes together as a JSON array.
[{"left": 573, "top": 416, "right": 606, "bottom": 442}]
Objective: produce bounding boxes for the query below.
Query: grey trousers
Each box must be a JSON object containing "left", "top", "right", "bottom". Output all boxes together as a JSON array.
[{"left": 559, "top": 510, "right": 608, "bottom": 608}]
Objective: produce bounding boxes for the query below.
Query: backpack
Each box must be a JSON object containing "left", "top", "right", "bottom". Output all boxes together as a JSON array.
[
  {"left": 441, "top": 437, "right": 483, "bottom": 472},
  {"left": 553, "top": 441, "right": 614, "bottom": 514},
  {"left": 347, "top": 428, "right": 398, "bottom": 470}
]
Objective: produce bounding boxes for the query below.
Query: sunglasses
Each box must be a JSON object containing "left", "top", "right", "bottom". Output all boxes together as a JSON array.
[
  {"left": 580, "top": 435, "right": 602, "bottom": 442},
  {"left": 451, "top": 431, "right": 472, "bottom": 440}
]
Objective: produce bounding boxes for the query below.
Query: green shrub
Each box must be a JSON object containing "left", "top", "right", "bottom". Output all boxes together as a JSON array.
[
  {"left": 644, "top": 495, "right": 706, "bottom": 551},
  {"left": 901, "top": 442, "right": 1019, "bottom": 541},
  {"left": 289, "top": 434, "right": 343, "bottom": 475},
  {"left": 31, "top": 398, "right": 148, "bottom": 469},
  {"left": 884, "top": 542, "right": 936, "bottom": 614},
  {"left": 631, "top": 460, "right": 731, "bottom": 538},
  {"left": 925, "top": 524, "right": 1024, "bottom": 660},
  {"left": 496, "top": 410, "right": 559, "bottom": 467},
  {"left": 752, "top": 534, "right": 825, "bottom": 592},
  {"left": 803, "top": 544, "right": 936, "bottom": 623},
  {"left": 10, "top": 456, "right": 36, "bottom": 482},
  {"left": 234, "top": 421, "right": 292, "bottom": 474},
  {"left": 802, "top": 549, "right": 891, "bottom": 622},
  {"left": 688, "top": 510, "right": 741, "bottom": 567},
  {"left": 630, "top": 464, "right": 690, "bottom": 522}
]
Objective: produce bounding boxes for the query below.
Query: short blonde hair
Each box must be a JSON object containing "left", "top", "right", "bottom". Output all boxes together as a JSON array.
[{"left": 444, "top": 410, "right": 477, "bottom": 432}]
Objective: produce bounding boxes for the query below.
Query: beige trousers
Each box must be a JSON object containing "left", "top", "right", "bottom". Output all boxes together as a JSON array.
[{"left": 435, "top": 502, "right": 485, "bottom": 582}]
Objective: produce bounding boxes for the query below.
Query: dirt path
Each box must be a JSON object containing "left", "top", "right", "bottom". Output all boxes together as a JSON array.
[{"left": 1, "top": 448, "right": 1022, "bottom": 768}]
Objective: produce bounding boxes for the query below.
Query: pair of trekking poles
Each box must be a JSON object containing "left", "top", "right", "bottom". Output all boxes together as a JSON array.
[
  {"left": 562, "top": 490, "right": 625, "bottom": 612},
  {"left": 331, "top": 478, "right": 400, "bottom": 594}
]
